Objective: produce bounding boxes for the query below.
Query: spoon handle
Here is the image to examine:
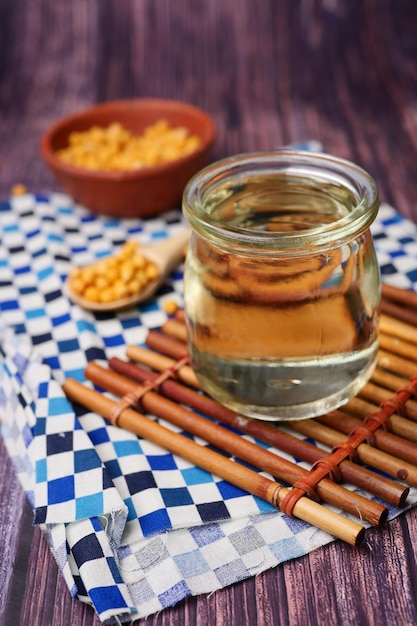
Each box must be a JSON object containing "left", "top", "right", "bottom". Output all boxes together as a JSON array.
[{"left": 145, "top": 229, "right": 191, "bottom": 275}]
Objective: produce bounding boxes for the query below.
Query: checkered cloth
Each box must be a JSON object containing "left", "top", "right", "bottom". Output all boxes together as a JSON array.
[{"left": 1, "top": 191, "right": 417, "bottom": 624}]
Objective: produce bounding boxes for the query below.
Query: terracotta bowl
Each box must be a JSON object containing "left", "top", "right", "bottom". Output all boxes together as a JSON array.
[{"left": 40, "top": 99, "right": 216, "bottom": 218}]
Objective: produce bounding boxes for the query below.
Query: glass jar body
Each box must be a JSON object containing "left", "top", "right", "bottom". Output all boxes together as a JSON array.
[{"left": 183, "top": 151, "right": 380, "bottom": 420}]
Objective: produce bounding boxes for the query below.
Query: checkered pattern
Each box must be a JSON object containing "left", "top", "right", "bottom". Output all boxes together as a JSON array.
[{"left": 1, "top": 189, "right": 417, "bottom": 623}]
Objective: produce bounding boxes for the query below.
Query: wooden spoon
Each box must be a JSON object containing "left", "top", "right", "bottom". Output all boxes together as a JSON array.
[{"left": 66, "top": 229, "right": 190, "bottom": 312}]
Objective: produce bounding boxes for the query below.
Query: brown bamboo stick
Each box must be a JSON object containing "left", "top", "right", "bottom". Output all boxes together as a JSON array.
[
  {"left": 110, "top": 356, "right": 408, "bottom": 508},
  {"left": 381, "top": 283, "right": 417, "bottom": 309},
  {"left": 381, "top": 283, "right": 417, "bottom": 327},
  {"left": 290, "top": 419, "right": 417, "bottom": 487},
  {"left": 380, "top": 300, "right": 417, "bottom": 328},
  {"left": 318, "top": 411, "right": 417, "bottom": 465},
  {"left": 126, "top": 344, "right": 200, "bottom": 388},
  {"left": 62, "top": 377, "right": 365, "bottom": 546},
  {"left": 175, "top": 308, "right": 186, "bottom": 323},
  {"left": 85, "top": 361, "right": 387, "bottom": 526},
  {"left": 145, "top": 330, "right": 187, "bottom": 360}
]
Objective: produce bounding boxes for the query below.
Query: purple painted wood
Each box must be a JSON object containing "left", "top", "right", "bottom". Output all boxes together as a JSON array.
[{"left": 1, "top": 0, "right": 417, "bottom": 624}]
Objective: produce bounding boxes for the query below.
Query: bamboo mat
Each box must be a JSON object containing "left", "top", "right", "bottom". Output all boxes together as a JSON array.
[{"left": 64, "top": 287, "right": 417, "bottom": 549}]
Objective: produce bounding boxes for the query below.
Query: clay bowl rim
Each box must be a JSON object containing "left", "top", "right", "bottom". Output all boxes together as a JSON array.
[{"left": 40, "top": 98, "right": 217, "bottom": 182}]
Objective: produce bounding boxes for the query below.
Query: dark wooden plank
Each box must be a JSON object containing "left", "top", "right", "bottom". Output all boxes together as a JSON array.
[{"left": 0, "top": 438, "right": 34, "bottom": 624}]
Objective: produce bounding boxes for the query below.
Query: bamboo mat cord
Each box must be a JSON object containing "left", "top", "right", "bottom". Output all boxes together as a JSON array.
[
  {"left": 109, "top": 356, "right": 408, "bottom": 508},
  {"left": 109, "top": 357, "right": 191, "bottom": 424}
]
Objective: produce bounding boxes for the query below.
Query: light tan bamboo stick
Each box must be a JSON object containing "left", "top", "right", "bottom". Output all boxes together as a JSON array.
[
  {"left": 378, "top": 349, "right": 417, "bottom": 380},
  {"left": 290, "top": 419, "right": 417, "bottom": 487},
  {"left": 380, "top": 314, "right": 417, "bottom": 346},
  {"left": 126, "top": 344, "right": 200, "bottom": 388},
  {"left": 162, "top": 319, "right": 188, "bottom": 342},
  {"left": 85, "top": 362, "right": 387, "bottom": 525},
  {"left": 62, "top": 378, "right": 365, "bottom": 546},
  {"left": 379, "top": 333, "right": 417, "bottom": 363},
  {"left": 169, "top": 310, "right": 417, "bottom": 370}
]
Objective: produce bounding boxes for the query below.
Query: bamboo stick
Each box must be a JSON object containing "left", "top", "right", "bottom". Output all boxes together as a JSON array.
[
  {"left": 175, "top": 308, "right": 186, "bottom": 323},
  {"left": 346, "top": 396, "right": 417, "bottom": 442},
  {"left": 381, "top": 300, "right": 417, "bottom": 328},
  {"left": 378, "top": 349, "right": 417, "bottom": 380},
  {"left": 145, "top": 330, "right": 188, "bottom": 359},
  {"left": 126, "top": 344, "right": 200, "bottom": 388},
  {"left": 381, "top": 283, "right": 417, "bottom": 327},
  {"left": 110, "top": 356, "right": 408, "bottom": 508},
  {"left": 379, "top": 332, "right": 417, "bottom": 364},
  {"left": 85, "top": 361, "right": 387, "bottom": 526},
  {"left": 358, "top": 381, "right": 417, "bottom": 422},
  {"left": 372, "top": 369, "right": 409, "bottom": 394},
  {"left": 290, "top": 419, "right": 417, "bottom": 487},
  {"left": 359, "top": 383, "right": 417, "bottom": 422},
  {"left": 380, "top": 314, "right": 417, "bottom": 347},
  {"left": 381, "top": 283, "right": 417, "bottom": 309},
  {"left": 162, "top": 319, "right": 188, "bottom": 342},
  {"left": 62, "top": 377, "right": 365, "bottom": 546},
  {"left": 145, "top": 330, "right": 189, "bottom": 360}
]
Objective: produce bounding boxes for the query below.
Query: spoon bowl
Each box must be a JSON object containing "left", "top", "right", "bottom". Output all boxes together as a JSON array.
[{"left": 66, "top": 229, "right": 190, "bottom": 311}]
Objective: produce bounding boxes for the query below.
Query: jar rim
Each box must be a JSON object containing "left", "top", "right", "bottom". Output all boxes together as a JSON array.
[{"left": 182, "top": 150, "right": 379, "bottom": 252}]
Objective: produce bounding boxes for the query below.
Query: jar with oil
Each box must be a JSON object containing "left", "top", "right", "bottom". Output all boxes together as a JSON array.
[{"left": 182, "top": 151, "right": 380, "bottom": 420}]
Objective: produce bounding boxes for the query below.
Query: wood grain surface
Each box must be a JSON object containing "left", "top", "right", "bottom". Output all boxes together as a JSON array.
[{"left": 1, "top": 1, "right": 417, "bottom": 624}]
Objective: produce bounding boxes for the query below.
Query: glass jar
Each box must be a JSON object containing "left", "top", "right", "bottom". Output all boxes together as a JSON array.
[{"left": 182, "top": 150, "right": 380, "bottom": 420}]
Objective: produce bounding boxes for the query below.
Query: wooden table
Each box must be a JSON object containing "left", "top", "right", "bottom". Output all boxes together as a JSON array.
[{"left": 1, "top": 1, "right": 417, "bottom": 624}]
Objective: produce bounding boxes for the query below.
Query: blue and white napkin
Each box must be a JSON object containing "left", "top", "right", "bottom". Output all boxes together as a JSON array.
[{"left": 1, "top": 191, "right": 417, "bottom": 624}]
